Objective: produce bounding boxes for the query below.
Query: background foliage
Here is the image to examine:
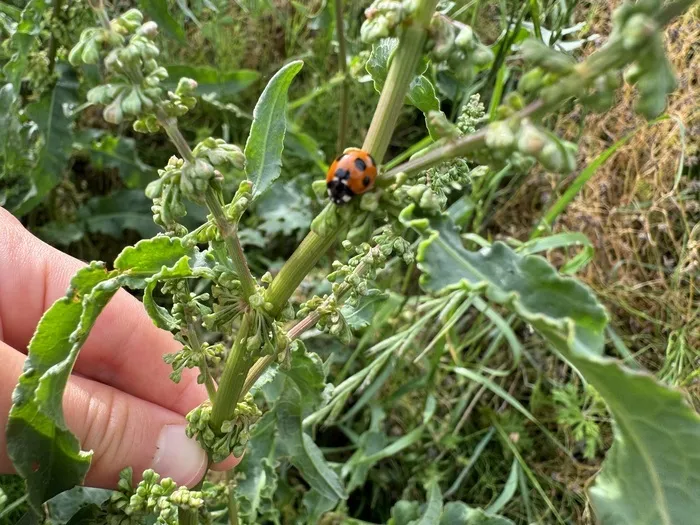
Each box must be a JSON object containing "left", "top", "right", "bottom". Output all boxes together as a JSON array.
[{"left": 0, "top": 0, "right": 697, "bottom": 523}]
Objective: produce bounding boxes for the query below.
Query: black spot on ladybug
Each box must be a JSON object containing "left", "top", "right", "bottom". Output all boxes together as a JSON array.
[
  {"left": 354, "top": 157, "right": 366, "bottom": 171},
  {"left": 335, "top": 168, "right": 350, "bottom": 180},
  {"left": 362, "top": 175, "right": 371, "bottom": 187}
]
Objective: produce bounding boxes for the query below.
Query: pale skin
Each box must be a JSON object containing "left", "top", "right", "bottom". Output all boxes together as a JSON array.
[{"left": 0, "top": 207, "right": 238, "bottom": 488}]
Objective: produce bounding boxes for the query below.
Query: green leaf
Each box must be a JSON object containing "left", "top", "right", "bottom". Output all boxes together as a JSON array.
[
  {"left": 43, "top": 487, "right": 113, "bottom": 524},
  {"left": 15, "top": 64, "right": 78, "bottom": 215},
  {"left": 6, "top": 264, "right": 120, "bottom": 514},
  {"left": 138, "top": 0, "right": 186, "bottom": 42},
  {"left": 77, "top": 190, "right": 160, "bottom": 239},
  {"left": 143, "top": 281, "right": 178, "bottom": 332},
  {"left": 113, "top": 236, "right": 196, "bottom": 288},
  {"left": 440, "top": 502, "right": 515, "bottom": 525},
  {"left": 234, "top": 412, "right": 280, "bottom": 524},
  {"left": 412, "top": 481, "right": 443, "bottom": 525},
  {"left": 366, "top": 39, "right": 442, "bottom": 139},
  {"left": 340, "top": 293, "right": 386, "bottom": 330},
  {"left": 408, "top": 208, "right": 700, "bottom": 525},
  {"left": 79, "top": 133, "right": 155, "bottom": 189},
  {"left": 165, "top": 65, "right": 260, "bottom": 97},
  {"left": 245, "top": 60, "right": 303, "bottom": 200}
]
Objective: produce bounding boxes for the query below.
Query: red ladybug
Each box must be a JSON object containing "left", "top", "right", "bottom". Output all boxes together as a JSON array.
[{"left": 326, "top": 147, "right": 377, "bottom": 204}]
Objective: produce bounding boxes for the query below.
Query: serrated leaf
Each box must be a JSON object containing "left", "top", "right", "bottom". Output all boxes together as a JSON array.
[
  {"left": 245, "top": 60, "right": 303, "bottom": 200},
  {"left": 143, "top": 281, "right": 178, "bottom": 332},
  {"left": 138, "top": 0, "right": 186, "bottom": 42},
  {"left": 409, "top": 208, "right": 700, "bottom": 525},
  {"left": 6, "top": 264, "right": 120, "bottom": 514},
  {"left": 14, "top": 64, "right": 78, "bottom": 215},
  {"left": 366, "top": 39, "right": 442, "bottom": 139},
  {"left": 340, "top": 293, "right": 386, "bottom": 330},
  {"left": 165, "top": 65, "right": 260, "bottom": 97}
]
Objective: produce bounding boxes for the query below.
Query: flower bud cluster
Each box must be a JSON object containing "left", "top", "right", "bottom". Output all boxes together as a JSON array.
[
  {"left": 134, "top": 77, "right": 199, "bottom": 133},
  {"left": 360, "top": 0, "right": 418, "bottom": 42},
  {"left": 297, "top": 294, "right": 352, "bottom": 343},
  {"left": 427, "top": 16, "right": 493, "bottom": 81},
  {"left": 164, "top": 341, "right": 224, "bottom": 384},
  {"left": 191, "top": 180, "right": 253, "bottom": 245},
  {"left": 108, "top": 467, "right": 204, "bottom": 525},
  {"left": 186, "top": 395, "right": 262, "bottom": 463}
]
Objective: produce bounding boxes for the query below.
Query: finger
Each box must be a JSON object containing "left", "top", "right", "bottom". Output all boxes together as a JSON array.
[
  {"left": 0, "top": 340, "right": 218, "bottom": 487},
  {"left": 0, "top": 207, "right": 205, "bottom": 415}
]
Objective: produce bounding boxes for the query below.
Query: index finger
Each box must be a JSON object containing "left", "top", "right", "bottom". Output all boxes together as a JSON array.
[{"left": 0, "top": 207, "right": 207, "bottom": 416}]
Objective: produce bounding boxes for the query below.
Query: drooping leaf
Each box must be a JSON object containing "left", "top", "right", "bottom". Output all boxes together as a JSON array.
[
  {"left": 365, "top": 39, "right": 442, "bottom": 139},
  {"left": 15, "top": 64, "right": 79, "bottom": 215},
  {"left": 138, "top": 0, "right": 186, "bottom": 42},
  {"left": 6, "top": 264, "right": 120, "bottom": 514},
  {"left": 113, "top": 236, "right": 196, "bottom": 288},
  {"left": 43, "top": 486, "right": 113, "bottom": 525},
  {"left": 234, "top": 412, "right": 280, "bottom": 525},
  {"left": 165, "top": 65, "right": 260, "bottom": 97},
  {"left": 245, "top": 60, "right": 303, "bottom": 200},
  {"left": 406, "top": 207, "right": 700, "bottom": 525}
]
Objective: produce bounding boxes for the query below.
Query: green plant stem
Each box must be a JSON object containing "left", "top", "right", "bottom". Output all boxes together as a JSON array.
[
  {"left": 204, "top": 189, "right": 257, "bottom": 301},
  {"left": 288, "top": 73, "right": 345, "bottom": 111},
  {"left": 264, "top": 0, "right": 439, "bottom": 319},
  {"left": 46, "top": 0, "right": 64, "bottom": 77},
  {"left": 157, "top": 110, "right": 257, "bottom": 301},
  {"left": 211, "top": 313, "right": 253, "bottom": 428},
  {"left": 187, "top": 319, "right": 217, "bottom": 400},
  {"left": 362, "top": 0, "right": 439, "bottom": 162},
  {"left": 335, "top": 0, "right": 349, "bottom": 151},
  {"left": 0, "top": 494, "right": 28, "bottom": 520}
]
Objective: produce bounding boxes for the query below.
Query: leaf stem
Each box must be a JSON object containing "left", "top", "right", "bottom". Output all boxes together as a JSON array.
[
  {"left": 157, "top": 110, "right": 195, "bottom": 163},
  {"left": 335, "top": 0, "right": 349, "bottom": 151}
]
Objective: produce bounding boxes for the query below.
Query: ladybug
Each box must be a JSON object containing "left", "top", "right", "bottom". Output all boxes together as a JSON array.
[{"left": 326, "top": 147, "right": 377, "bottom": 204}]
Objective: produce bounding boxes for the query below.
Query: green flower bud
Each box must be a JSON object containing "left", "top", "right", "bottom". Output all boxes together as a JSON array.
[
  {"left": 455, "top": 25, "right": 475, "bottom": 50},
  {"left": 516, "top": 120, "right": 547, "bottom": 155},
  {"left": 68, "top": 41, "right": 85, "bottom": 66},
  {"left": 519, "top": 67, "right": 544, "bottom": 93},
  {"left": 121, "top": 88, "right": 143, "bottom": 115},
  {"left": 621, "top": 13, "right": 656, "bottom": 50},
  {"left": 520, "top": 39, "right": 574, "bottom": 73},
  {"left": 419, "top": 188, "right": 441, "bottom": 211},
  {"left": 103, "top": 97, "right": 124, "bottom": 124},
  {"left": 81, "top": 41, "right": 100, "bottom": 65},
  {"left": 537, "top": 140, "right": 577, "bottom": 173},
  {"left": 407, "top": 183, "right": 428, "bottom": 201},
  {"left": 430, "top": 16, "right": 455, "bottom": 61},
  {"left": 471, "top": 44, "right": 494, "bottom": 66},
  {"left": 485, "top": 121, "right": 515, "bottom": 151},
  {"left": 137, "top": 20, "right": 159, "bottom": 39}
]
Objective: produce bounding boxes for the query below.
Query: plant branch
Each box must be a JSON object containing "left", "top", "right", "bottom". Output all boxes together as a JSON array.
[
  {"left": 204, "top": 189, "right": 257, "bottom": 302},
  {"left": 335, "top": 0, "right": 349, "bottom": 151},
  {"left": 46, "top": 0, "right": 65, "bottom": 77}
]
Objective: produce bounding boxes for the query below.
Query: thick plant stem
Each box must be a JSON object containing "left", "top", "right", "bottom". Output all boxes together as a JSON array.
[
  {"left": 362, "top": 0, "right": 439, "bottom": 162},
  {"left": 265, "top": 0, "right": 439, "bottom": 317},
  {"left": 204, "top": 189, "right": 257, "bottom": 301},
  {"left": 335, "top": 0, "right": 349, "bottom": 151},
  {"left": 264, "top": 216, "right": 338, "bottom": 316},
  {"left": 211, "top": 313, "right": 252, "bottom": 428}
]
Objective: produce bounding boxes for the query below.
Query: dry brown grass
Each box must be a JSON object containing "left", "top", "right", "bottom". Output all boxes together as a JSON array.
[{"left": 495, "top": 2, "right": 699, "bottom": 380}]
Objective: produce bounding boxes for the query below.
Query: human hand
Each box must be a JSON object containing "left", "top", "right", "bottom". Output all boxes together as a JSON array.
[{"left": 0, "top": 207, "right": 238, "bottom": 488}]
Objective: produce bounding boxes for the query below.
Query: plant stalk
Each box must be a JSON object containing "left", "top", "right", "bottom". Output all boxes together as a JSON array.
[
  {"left": 362, "top": 0, "right": 439, "bottom": 162},
  {"left": 335, "top": 0, "right": 349, "bottom": 151},
  {"left": 211, "top": 313, "right": 253, "bottom": 428}
]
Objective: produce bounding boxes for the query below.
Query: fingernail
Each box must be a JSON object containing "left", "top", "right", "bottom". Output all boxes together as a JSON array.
[{"left": 151, "top": 425, "right": 207, "bottom": 487}]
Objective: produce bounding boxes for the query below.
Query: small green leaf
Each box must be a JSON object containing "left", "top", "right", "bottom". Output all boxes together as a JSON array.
[
  {"left": 245, "top": 60, "right": 304, "bottom": 200},
  {"left": 143, "top": 281, "right": 178, "bottom": 332},
  {"left": 366, "top": 39, "right": 442, "bottom": 139},
  {"left": 6, "top": 264, "right": 119, "bottom": 514},
  {"left": 340, "top": 292, "right": 386, "bottom": 330},
  {"left": 165, "top": 65, "right": 260, "bottom": 97},
  {"left": 113, "top": 236, "right": 195, "bottom": 288},
  {"left": 138, "top": 0, "right": 185, "bottom": 42}
]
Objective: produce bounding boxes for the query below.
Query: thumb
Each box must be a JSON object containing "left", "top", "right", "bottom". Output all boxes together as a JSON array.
[{"left": 0, "top": 341, "right": 207, "bottom": 488}]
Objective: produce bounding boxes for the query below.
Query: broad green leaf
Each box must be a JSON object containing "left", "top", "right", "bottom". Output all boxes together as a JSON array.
[
  {"left": 15, "top": 65, "right": 78, "bottom": 215},
  {"left": 78, "top": 134, "right": 155, "bottom": 188},
  {"left": 366, "top": 39, "right": 442, "bottom": 139},
  {"left": 6, "top": 264, "right": 120, "bottom": 514},
  {"left": 302, "top": 489, "right": 337, "bottom": 524},
  {"left": 165, "top": 65, "right": 260, "bottom": 97},
  {"left": 407, "top": 207, "right": 700, "bottom": 525},
  {"left": 77, "top": 190, "right": 160, "bottom": 239},
  {"left": 138, "top": 0, "right": 186, "bottom": 42},
  {"left": 276, "top": 388, "right": 346, "bottom": 502},
  {"left": 340, "top": 292, "right": 386, "bottom": 330},
  {"left": 113, "top": 236, "right": 195, "bottom": 288},
  {"left": 440, "top": 502, "right": 515, "bottom": 525},
  {"left": 43, "top": 487, "right": 113, "bottom": 524},
  {"left": 245, "top": 60, "right": 303, "bottom": 200}
]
